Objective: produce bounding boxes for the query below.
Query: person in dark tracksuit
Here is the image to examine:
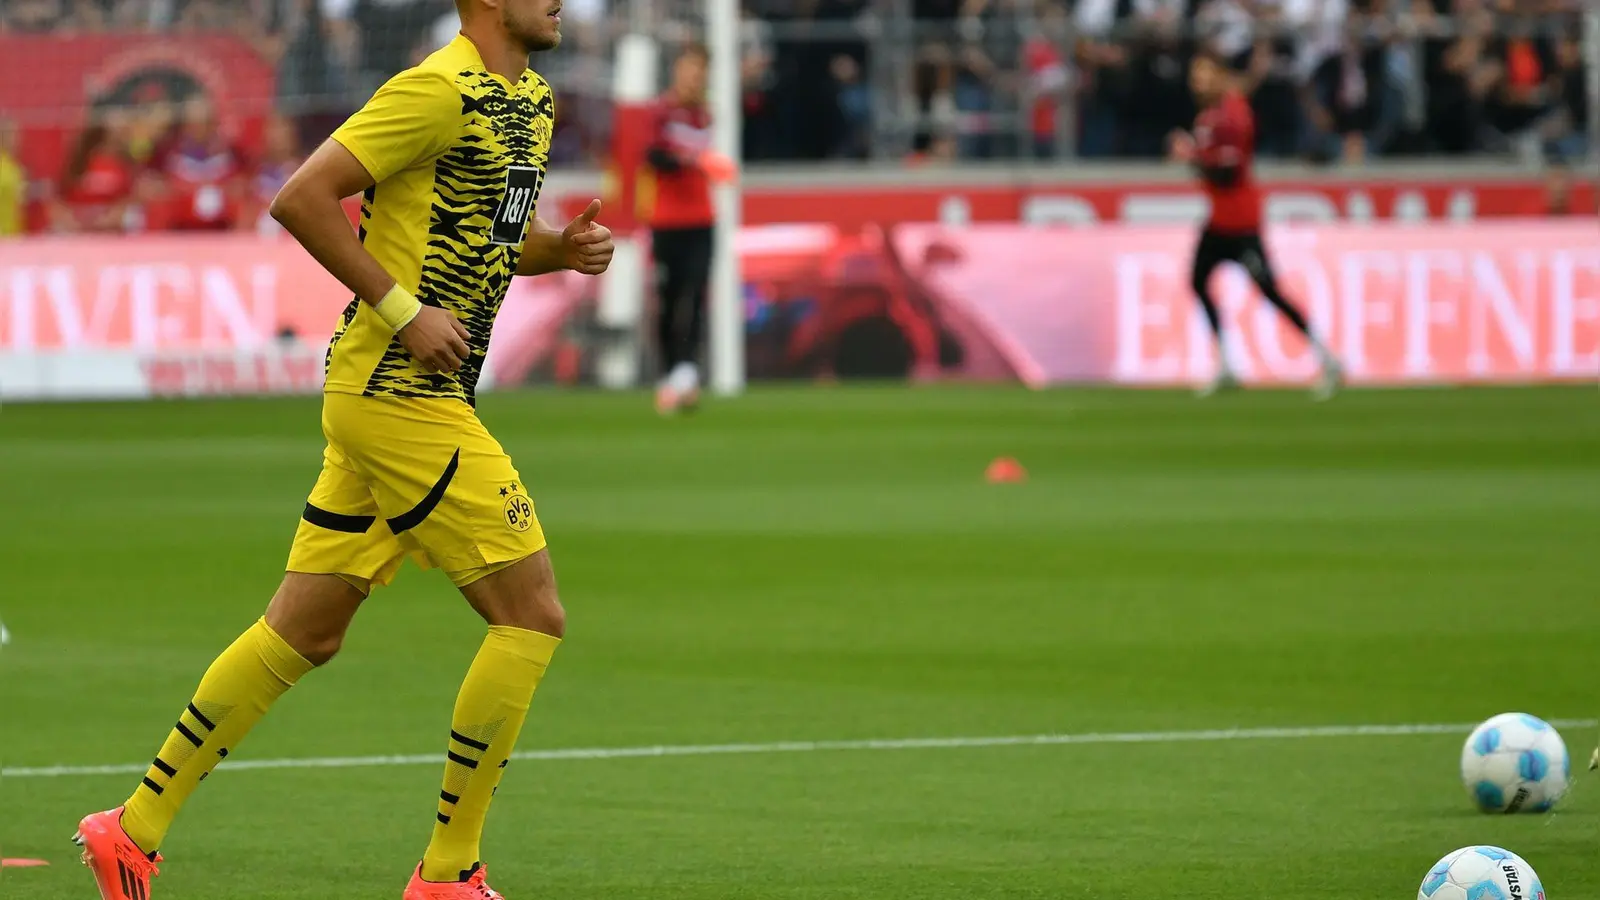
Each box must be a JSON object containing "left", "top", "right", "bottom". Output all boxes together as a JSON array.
[{"left": 642, "top": 43, "right": 722, "bottom": 414}]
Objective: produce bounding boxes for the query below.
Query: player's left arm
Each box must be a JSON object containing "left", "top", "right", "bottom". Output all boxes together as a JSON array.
[{"left": 517, "top": 199, "right": 614, "bottom": 276}]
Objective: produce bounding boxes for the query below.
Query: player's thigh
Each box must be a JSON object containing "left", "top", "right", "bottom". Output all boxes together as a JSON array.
[
  {"left": 683, "top": 227, "right": 714, "bottom": 288},
  {"left": 1190, "top": 231, "right": 1229, "bottom": 288},
  {"left": 1235, "top": 234, "right": 1280, "bottom": 292},
  {"left": 335, "top": 397, "right": 548, "bottom": 583},
  {"left": 286, "top": 443, "right": 410, "bottom": 592}
]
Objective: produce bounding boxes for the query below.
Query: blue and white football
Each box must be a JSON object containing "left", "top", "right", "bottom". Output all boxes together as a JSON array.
[
  {"left": 1418, "top": 846, "right": 1544, "bottom": 900},
  {"left": 1461, "top": 713, "right": 1570, "bottom": 813}
]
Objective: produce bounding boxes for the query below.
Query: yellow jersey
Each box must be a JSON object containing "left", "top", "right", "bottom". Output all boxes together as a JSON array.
[
  {"left": 325, "top": 34, "right": 554, "bottom": 404},
  {"left": 0, "top": 151, "right": 23, "bottom": 236}
]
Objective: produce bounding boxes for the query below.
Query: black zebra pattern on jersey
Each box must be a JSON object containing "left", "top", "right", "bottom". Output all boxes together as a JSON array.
[{"left": 361, "top": 69, "right": 554, "bottom": 404}]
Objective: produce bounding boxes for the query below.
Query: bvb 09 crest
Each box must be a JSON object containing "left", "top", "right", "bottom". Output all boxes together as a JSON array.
[{"left": 501, "top": 484, "right": 533, "bottom": 533}]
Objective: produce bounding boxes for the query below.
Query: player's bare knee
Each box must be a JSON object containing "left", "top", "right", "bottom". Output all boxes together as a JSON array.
[
  {"left": 265, "top": 572, "right": 365, "bottom": 667},
  {"left": 481, "top": 582, "right": 564, "bottom": 637},
  {"left": 460, "top": 551, "right": 565, "bottom": 637}
]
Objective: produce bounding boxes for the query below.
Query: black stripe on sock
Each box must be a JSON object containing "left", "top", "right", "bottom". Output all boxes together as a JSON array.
[
  {"left": 449, "top": 729, "right": 491, "bottom": 752},
  {"left": 218, "top": 747, "right": 229, "bottom": 758},
  {"left": 151, "top": 757, "right": 177, "bottom": 777},
  {"left": 175, "top": 721, "right": 204, "bottom": 748},
  {"left": 140, "top": 776, "right": 165, "bottom": 795},
  {"left": 302, "top": 503, "right": 376, "bottom": 534},
  {"left": 386, "top": 450, "right": 460, "bottom": 534},
  {"left": 440, "top": 790, "right": 461, "bottom": 805},
  {"left": 436, "top": 812, "right": 452, "bottom": 825},
  {"left": 185, "top": 703, "right": 216, "bottom": 731},
  {"left": 446, "top": 750, "right": 480, "bottom": 769}
]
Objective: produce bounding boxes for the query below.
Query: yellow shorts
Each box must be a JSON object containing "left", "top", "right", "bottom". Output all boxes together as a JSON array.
[{"left": 286, "top": 392, "right": 547, "bottom": 589}]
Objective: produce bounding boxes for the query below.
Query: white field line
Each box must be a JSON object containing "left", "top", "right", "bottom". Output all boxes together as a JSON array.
[{"left": 5, "top": 719, "right": 1594, "bottom": 780}]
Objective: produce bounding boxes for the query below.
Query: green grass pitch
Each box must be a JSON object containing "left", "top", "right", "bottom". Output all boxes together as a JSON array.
[{"left": 2, "top": 385, "right": 1598, "bottom": 899}]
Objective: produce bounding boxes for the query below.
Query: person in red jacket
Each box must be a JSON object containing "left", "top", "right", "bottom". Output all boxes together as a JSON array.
[
  {"left": 1170, "top": 51, "right": 1342, "bottom": 400},
  {"left": 642, "top": 43, "right": 734, "bottom": 414}
]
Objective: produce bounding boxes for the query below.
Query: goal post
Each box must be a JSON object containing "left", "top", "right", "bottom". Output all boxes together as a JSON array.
[{"left": 706, "top": 0, "right": 745, "bottom": 397}]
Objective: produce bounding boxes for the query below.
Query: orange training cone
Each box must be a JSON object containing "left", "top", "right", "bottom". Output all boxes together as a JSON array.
[{"left": 985, "top": 457, "right": 1027, "bottom": 484}]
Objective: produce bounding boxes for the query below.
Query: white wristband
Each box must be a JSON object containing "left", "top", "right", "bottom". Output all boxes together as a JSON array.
[{"left": 373, "top": 284, "right": 422, "bottom": 333}]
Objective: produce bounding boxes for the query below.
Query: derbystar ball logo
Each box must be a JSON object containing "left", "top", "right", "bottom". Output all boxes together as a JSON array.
[
  {"left": 1507, "top": 787, "right": 1531, "bottom": 812},
  {"left": 1502, "top": 863, "right": 1523, "bottom": 900}
]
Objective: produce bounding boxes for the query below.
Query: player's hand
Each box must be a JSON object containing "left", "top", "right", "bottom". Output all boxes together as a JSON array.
[
  {"left": 1167, "top": 130, "right": 1196, "bottom": 163},
  {"left": 398, "top": 305, "right": 472, "bottom": 374},
  {"left": 560, "top": 199, "right": 614, "bottom": 276}
]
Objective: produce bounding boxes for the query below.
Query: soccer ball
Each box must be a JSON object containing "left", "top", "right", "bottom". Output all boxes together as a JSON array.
[
  {"left": 1418, "top": 846, "right": 1544, "bottom": 900},
  {"left": 1461, "top": 713, "right": 1570, "bottom": 813}
]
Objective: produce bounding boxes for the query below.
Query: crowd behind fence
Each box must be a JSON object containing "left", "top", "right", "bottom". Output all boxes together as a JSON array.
[{"left": 0, "top": 0, "right": 1593, "bottom": 235}]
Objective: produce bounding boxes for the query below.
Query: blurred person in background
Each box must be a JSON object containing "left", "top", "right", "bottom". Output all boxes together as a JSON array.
[
  {"left": 643, "top": 43, "right": 729, "bottom": 414},
  {"left": 1071, "top": 0, "right": 1139, "bottom": 156},
  {"left": 151, "top": 96, "right": 248, "bottom": 231},
  {"left": 961, "top": 0, "right": 1030, "bottom": 160},
  {"left": 909, "top": 42, "right": 962, "bottom": 161},
  {"left": 1540, "top": 31, "right": 1588, "bottom": 162},
  {"left": 1527, "top": 160, "right": 1593, "bottom": 216},
  {"left": 0, "top": 118, "right": 24, "bottom": 236},
  {"left": 1022, "top": 1, "right": 1070, "bottom": 158},
  {"left": 1483, "top": 3, "right": 1558, "bottom": 152},
  {"left": 51, "top": 106, "right": 142, "bottom": 233},
  {"left": 741, "top": 10, "right": 782, "bottom": 161},
  {"left": 1170, "top": 50, "right": 1343, "bottom": 398},
  {"left": 318, "top": 0, "right": 444, "bottom": 91},
  {"left": 246, "top": 113, "right": 306, "bottom": 233},
  {"left": 1122, "top": 0, "right": 1196, "bottom": 158},
  {"left": 830, "top": 53, "right": 872, "bottom": 158},
  {"left": 1419, "top": 0, "right": 1499, "bottom": 153},
  {"left": 1304, "top": 0, "right": 1395, "bottom": 163}
]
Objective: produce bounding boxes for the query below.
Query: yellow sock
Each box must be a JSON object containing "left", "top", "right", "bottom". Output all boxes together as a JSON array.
[
  {"left": 120, "top": 618, "right": 313, "bottom": 853},
  {"left": 421, "top": 626, "right": 559, "bottom": 882}
]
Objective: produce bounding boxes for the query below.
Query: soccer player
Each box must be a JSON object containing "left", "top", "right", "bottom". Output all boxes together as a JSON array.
[
  {"left": 1170, "top": 50, "right": 1343, "bottom": 400},
  {"left": 642, "top": 43, "right": 732, "bottom": 415},
  {"left": 71, "top": 1, "right": 613, "bottom": 898}
]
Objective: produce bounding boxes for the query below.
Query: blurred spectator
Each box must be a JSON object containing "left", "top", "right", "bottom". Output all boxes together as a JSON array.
[
  {"left": 247, "top": 113, "right": 304, "bottom": 234},
  {"left": 151, "top": 96, "right": 248, "bottom": 231},
  {"left": 1022, "top": 2, "right": 1070, "bottom": 158},
  {"left": 0, "top": 118, "right": 24, "bottom": 236},
  {"left": 1124, "top": 3, "right": 1196, "bottom": 158},
  {"left": 1541, "top": 32, "right": 1588, "bottom": 161},
  {"left": 742, "top": 12, "right": 782, "bottom": 160},
  {"left": 1077, "top": 0, "right": 1194, "bottom": 158},
  {"left": 1535, "top": 162, "right": 1582, "bottom": 214},
  {"left": 831, "top": 53, "right": 872, "bottom": 158},
  {"left": 1484, "top": 20, "right": 1556, "bottom": 146},
  {"left": 1421, "top": 0, "right": 1499, "bottom": 153},
  {"left": 1304, "top": 5, "right": 1395, "bottom": 162},
  {"left": 317, "top": 0, "right": 444, "bottom": 92},
  {"left": 1233, "top": 4, "right": 1303, "bottom": 158},
  {"left": 910, "top": 41, "right": 962, "bottom": 158},
  {"left": 52, "top": 106, "right": 142, "bottom": 233}
]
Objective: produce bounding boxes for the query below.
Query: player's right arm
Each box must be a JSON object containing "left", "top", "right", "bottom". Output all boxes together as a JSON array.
[{"left": 269, "top": 69, "right": 471, "bottom": 374}]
